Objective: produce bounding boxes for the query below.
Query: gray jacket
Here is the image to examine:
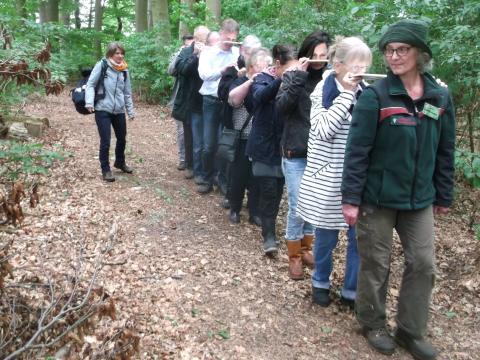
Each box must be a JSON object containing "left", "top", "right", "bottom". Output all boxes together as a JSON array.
[{"left": 85, "top": 59, "right": 135, "bottom": 118}]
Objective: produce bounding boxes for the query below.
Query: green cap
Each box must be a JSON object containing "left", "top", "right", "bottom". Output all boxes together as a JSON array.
[{"left": 379, "top": 19, "right": 432, "bottom": 57}]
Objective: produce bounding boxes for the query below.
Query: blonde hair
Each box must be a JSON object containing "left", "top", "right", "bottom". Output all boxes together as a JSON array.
[{"left": 328, "top": 36, "right": 372, "bottom": 66}]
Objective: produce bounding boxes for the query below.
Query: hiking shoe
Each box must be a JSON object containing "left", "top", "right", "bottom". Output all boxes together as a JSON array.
[
  {"left": 114, "top": 163, "right": 133, "bottom": 173},
  {"left": 177, "top": 161, "right": 186, "bottom": 170},
  {"left": 102, "top": 170, "right": 115, "bottom": 182},
  {"left": 194, "top": 176, "right": 207, "bottom": 185},
  {"left": 184, "top": 168, "right": 194, "bottom": 179},
  {"left": 312, "top": 287, "right": 331, "bottom": 307},
  {"left": 395, "top": 328, "right": 438, "bottom": 360},
  {"left": 248, "top": 215, "right": 262, "bottom": 227},
  {"left": 362, "top": 326, "right": 396, "bottom": 355},
  {"left": 340, "top": 296, "right": 355, "bottom": 310},
  {"left": 229, "top": 211, "right": 240, "bottom": 224},
  {"left": 221, "top": 197, "right": 230, "bottom": 209},
  {"left": 263, "top": 235, "right": 278, "bottom": 255},
  {"left": 197, "top": 183, "right": 213, "bottom": 194}
]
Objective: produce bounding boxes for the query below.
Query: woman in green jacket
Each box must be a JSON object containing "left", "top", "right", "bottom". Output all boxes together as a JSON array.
[{"left": 341, "top": 20, "right": 455, "bottom": 360}]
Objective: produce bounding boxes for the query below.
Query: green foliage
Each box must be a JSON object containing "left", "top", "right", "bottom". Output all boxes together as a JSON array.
[
  {"left": 455, "top": 150, "right": 480, "bottom": 189},
  {"left": 123, "top": 26, "right": 177, "bottom": 103},
  {"left": 0, "top": 140, "right": 65, "bottom": 181}
]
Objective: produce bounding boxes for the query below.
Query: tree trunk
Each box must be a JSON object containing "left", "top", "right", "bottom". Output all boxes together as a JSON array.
[
  {"left": 88, "top": 0, "right": 94, "bottom": 28},
  {"left": 135, "top": 0, "right": 148, "bottom": 32},
  {"left": 206, "top": 0, "right": 220, "bottom": 24},
  {"left": 74, "top": 0, "right": 81, "bottom": 29},
  {"left": 151, "top": 0, "right": 171, "bottom": 42},
  {"left": 60, "top": 0, "right": 70, "bottom": 26},
  {"left": 16, "top": 0, "right": 28, "bottom": 19},
  {"left": 147, "top": 0, "right": 153, "bottom": 30},
  {"left": 113, "top": 0, "right": 122, "bottom": 39},
  {"left": 39, "top": 1, "right": 47, "bottom": 24},
  {"left": 179, "top": 0, "right": 193, "bottom": 38},
  {"left": 94, "top": 0, "right": 103, "bottom": 59},
  {"left": 46, "top": 0, "right": 60, "bottom": 22},
  {"left": 468, "top": 112, "right": 475, "bottom": 153}
]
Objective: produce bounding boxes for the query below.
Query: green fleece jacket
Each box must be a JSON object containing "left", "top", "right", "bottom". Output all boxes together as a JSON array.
[{"left": 342, "top": 71, "right": 455, "bottom": 210}]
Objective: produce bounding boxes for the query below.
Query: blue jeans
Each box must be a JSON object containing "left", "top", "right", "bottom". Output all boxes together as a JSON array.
[
  {"left": 281, "top": 157, "right": 314, "bottom": 240},
  {"left": 191, "top": 111, "right": 204, "bottom": 178},
  {"left": 95, "top": 111, "right": 126, "bottom": 172},
  {"left": 202, "top": 96, "right": 222, "bottom": 185},
  {"left": 312, "top": 226, "right": 359, "bottom": 300}
]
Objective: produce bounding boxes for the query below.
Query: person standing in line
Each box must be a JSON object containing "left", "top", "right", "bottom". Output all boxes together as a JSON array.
[
  {"left": 197, "top": 19, "right": 240, "bottom": 194},
  {"left": 85, "top": 41, "right": 135, "bottom": 182},
  {"left": 297, "top": 37, "right": 371, "bottom": 309},
  {"left": 276, "top": 30, "right": 331, "bottom": 280},
  {"left": 224, "top": 39, "right": 265, "bottom": 226},
  {"left": 342, "top": 20, "right": 455, "bottom": 359},
  {"left": 173, "top": 26, "right": 210, "bottom": 183},
  {"left": 244, "top": 45, "right": 296, "bottom": 255},
  {"left": 168, "top": 34, "right": 194, "bottom": 172}
]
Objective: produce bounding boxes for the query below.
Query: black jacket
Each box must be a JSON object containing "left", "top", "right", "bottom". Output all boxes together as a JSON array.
[
  {"left": 245, "top": 71, "right": 283, "bottom": 166},
  {"left": 276, "top": 68, "right": 324, "bottom": 158},
  {"left": 172, "top": 43, "right": 203, "bottom": 121}
]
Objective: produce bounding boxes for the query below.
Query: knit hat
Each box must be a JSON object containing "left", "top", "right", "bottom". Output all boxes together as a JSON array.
[{"left": 378, "top": 19, "right": 432, "bottom": 57}]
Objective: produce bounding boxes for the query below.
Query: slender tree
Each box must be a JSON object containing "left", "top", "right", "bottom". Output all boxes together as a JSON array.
[
  {"left": 206, "top": 0, "right": 220, "bottom": 23},
  {"left": 39, "top": 1, "right": 47, "bottom": 24},
  {"left": 60, "top": 0, "right": 71, "bottom": 26},
  {"left": 151, "top": 0, "right": 171, "bottom": 42},
  {"left": 179, "top": 0, "right": 193, "bottom": 38},
  {"left": 15, "top": 0, "right": 28, "bottom": 19},
  {"left": 88, "top": 0, "right": 94, "bottom": 28},
  {"left": 46, "top": 0, "right": 60, "bottom": 22},
  {"left": 94, "top": 0, "right": 103, "bottom": 58},
  {"left": 74, "top": 0, "right": 81, "bottom": 29},
  {"left": 147, "top": 0, "right": 153, "bottom": 30},
  {"left": 135, "top": 0, "right": 148, "bottom": 32}
]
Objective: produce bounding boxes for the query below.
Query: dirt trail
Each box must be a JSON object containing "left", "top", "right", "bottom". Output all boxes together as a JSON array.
[{"left": 8, "top": 92, "right": 478, "bottom": 359}]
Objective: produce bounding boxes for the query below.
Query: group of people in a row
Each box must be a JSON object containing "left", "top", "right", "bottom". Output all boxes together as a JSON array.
[{"left": 86, "top": 17, "right": 455, "bottom": 360}]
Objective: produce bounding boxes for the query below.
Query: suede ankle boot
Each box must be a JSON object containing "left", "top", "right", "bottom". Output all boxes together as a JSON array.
[
  {"left": 301, "top": 234, "right": 314, "bottom": 269},
  {"left": 286, "top": 240, "right": 304, "bottom": 280}
]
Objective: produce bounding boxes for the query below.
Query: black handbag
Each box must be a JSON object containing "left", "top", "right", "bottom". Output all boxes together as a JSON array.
[{"left": 216, "top": 114, "right": 252, "bottom": 163}]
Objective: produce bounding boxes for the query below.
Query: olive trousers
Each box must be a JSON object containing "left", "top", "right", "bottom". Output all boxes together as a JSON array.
[{"left": 355, "top": 204, "right": 435, "bottom": 339}]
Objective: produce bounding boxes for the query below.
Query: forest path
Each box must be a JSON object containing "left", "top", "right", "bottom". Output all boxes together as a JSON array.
[{"left": 18, "top": 92, "right": 478, "bottom": 359}]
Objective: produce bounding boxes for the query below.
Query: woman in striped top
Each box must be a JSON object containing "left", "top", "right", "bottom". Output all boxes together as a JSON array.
[{"left": 296, "top": 37, "right": 372, "bottom": 308}]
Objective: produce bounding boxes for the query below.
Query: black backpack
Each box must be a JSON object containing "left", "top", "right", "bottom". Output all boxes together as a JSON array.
[{"left": 70, "top": 59, "right": 127, "bottom": 115}]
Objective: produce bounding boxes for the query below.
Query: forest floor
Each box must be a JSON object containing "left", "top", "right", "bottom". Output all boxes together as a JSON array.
[{"left": 3, "top": 92, "right": 480, "bottom": 359}]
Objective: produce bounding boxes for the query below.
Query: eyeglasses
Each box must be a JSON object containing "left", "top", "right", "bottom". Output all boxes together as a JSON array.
[
  {"left": 340, "top": 62, "right": 368, "bottom": 73},
  {"left": 384, "top": 46, "right": 411, "bottom": 57}
]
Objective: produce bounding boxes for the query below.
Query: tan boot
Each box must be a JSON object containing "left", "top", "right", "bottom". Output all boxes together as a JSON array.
[
  {"left": 287, "top": 240, "right": 304, "bottom": 280},
  {"left": 301, "top": 234, "right": 314, "bottom": 269}
]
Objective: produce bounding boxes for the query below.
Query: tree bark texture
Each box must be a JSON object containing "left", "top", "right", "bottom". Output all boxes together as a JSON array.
[
  {"left": 151, "top": 0, "right": 171, "bottom": 42},
  {"left": 74, "top": 0, "right": 81, "bottom": 29},
  {"left": 46, "top": 0, "right": 60, "bottom": 22},
  {"left": 179, "top": 0, "right": 193, "bottom": 38},
  {"left": 135, "top": 0, "right": 148, "bottom": 32},
  {"left": 206, "top": 0, "right": 221, "bottom": 24},
  {"left": 39, "top": 1, "right": 47, "bottom": 24},
  {"left": 15, "top": 0, "right": 28, "bottom": 19},
  {"left": 94, "top": 0, "right": 103, "bottom": 59},
  {"left": 60, "top": 0, "right": 70, "bottom": 26}
]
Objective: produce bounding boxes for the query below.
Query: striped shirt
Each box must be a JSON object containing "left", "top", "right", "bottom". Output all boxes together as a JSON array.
[{"left": 297, "top": 77, "right": 358, "bottom": 230}]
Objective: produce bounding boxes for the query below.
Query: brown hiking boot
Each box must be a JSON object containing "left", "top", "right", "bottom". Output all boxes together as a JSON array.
[
  {"left": 287, "top": 240, "right": 304, "bottom": 280},
  {"left": 301, "top": 234, "right": 314, "bottom": 269}
]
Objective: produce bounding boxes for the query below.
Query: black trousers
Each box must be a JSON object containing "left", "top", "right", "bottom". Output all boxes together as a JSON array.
[
  {"left": 95, "top": 111, "right": 126, "bottom": 172},
  {"left": 257, "top": 176, "right": 284, "bottom": 219},
  {"left": 183, "top": 118, "right": 193, "bottom": 169},
  {"left": 228, "top": 140, "right": 260, "bottom": 215}
]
